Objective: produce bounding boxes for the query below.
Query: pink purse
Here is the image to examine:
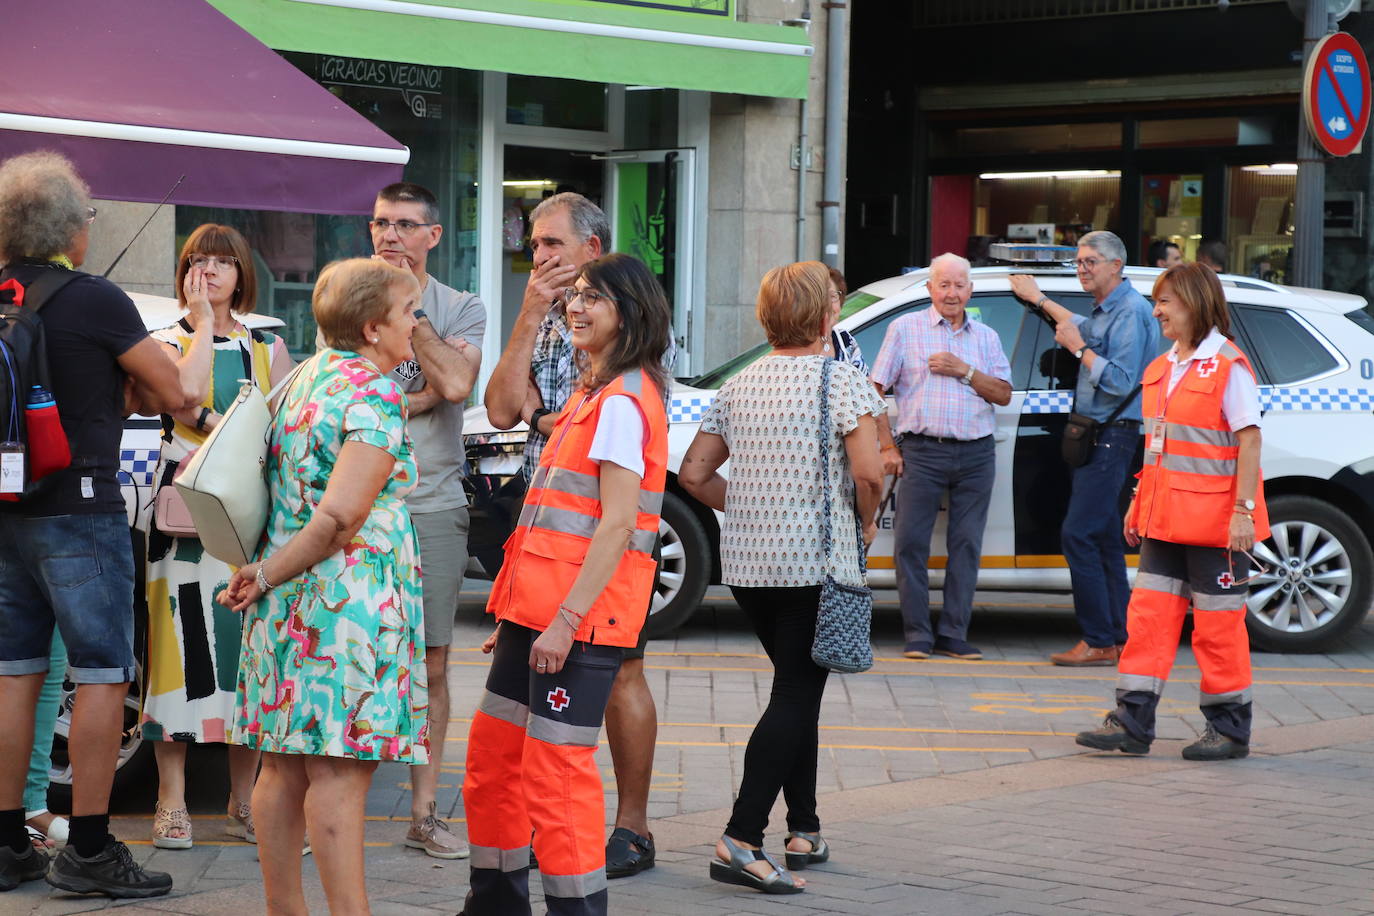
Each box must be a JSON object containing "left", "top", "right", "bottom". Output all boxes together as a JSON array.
[{"left": 153, "top": 449, "right": 198, "bottom": 536}]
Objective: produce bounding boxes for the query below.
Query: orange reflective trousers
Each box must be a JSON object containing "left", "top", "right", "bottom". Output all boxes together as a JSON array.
[
  {"left": 1114, "top": 538, "right": 1253, "bottom": 745},
  {"left": 463, "top": 622, "right": 621, "bottom": 916}
]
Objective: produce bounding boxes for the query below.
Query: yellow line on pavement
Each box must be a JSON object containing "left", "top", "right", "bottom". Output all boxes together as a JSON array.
[
  {"left": 447, "top": 658, "right": 1374, "bottom": 688},
  {"left": 654, "top": 740, "right": 1031, "bottom": 753},
  {"left": 122, "top": 839, "right": 397, "bottom": 847},
  {"left": 658, "top": 721, "right": 1063, "bottom": 737}
]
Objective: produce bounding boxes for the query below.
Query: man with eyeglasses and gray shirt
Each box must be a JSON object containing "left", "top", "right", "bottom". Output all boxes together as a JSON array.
[
  {"left": 366, "top": 181, "right": 486, "bottom": 858},
  {"left": 1010, "top": 231, "right": 1159, "bottom": 668}
]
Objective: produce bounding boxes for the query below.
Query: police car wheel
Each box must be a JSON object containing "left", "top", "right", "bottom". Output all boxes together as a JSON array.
[
  {"left": 46, "top": 669, "right": 153, "bottom": 808},
  {"left": 643, "top": 491, "right": 710, "bottom": 639},
  {"left": 1244, "top": 495, "right": 1374, "bottom": 653}
]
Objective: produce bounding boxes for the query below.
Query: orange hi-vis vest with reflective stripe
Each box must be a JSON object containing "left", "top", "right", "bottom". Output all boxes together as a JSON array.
[
  {"left": 487, "top": 369, "right": 668, "bottom": 647},
  {"left": 1129, "top": 339, "right": 1269, "bottom": 548}
]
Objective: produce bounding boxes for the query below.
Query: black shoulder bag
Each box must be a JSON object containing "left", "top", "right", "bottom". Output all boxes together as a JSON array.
[{"left": 1062, "top": 383, "right": 1142, "bottom": 468}]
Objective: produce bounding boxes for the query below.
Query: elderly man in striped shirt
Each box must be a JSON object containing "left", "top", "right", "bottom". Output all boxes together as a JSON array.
[{"left": 871, "top": 253, "right": 1012, "bottom": 661}]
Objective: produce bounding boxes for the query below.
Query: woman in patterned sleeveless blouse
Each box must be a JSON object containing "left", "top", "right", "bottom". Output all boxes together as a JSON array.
[
  {"left": 142, "top": 224, "right": 295, "bottom": 850},
  {"left": 681, "top": 261, "right": 885, "bottom": 895}
]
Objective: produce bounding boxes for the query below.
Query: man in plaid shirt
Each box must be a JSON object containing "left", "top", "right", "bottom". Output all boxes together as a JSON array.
[
  {"left": 871, "top": 253, "right": 1012, "bottom": 662},
  {"left": 485, "top": 191, "right": 671, "bottom": 882}
]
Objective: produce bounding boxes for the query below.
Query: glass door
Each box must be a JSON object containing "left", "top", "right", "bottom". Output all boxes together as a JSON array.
[{"left": 607, "top": 148, "right": 696, "bottom": 376}]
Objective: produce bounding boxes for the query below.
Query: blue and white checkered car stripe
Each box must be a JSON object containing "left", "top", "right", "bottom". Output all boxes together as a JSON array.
[
  {"left": 669, "top": 395, "right": 714, "bottom": 423},
  {"left": 118, "top": 448, "right": 160, "bottom": 486},
  {"left": 1019, "top": 387, "right": 1374, "bottom": 415}
]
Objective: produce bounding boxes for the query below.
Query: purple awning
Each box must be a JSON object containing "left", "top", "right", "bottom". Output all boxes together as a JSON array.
[{"left": 0, "top": 0, "right": 409, "bottom": 214}]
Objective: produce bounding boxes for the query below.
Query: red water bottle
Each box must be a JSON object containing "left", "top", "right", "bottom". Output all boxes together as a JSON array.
[{"left": 25, "top": 384, "right": 70, "bottom": 482}]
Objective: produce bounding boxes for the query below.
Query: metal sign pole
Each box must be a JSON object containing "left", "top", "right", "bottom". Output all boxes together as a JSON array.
[{"left": 1293, "top": 0, "right": 1331, "bottom": 288}]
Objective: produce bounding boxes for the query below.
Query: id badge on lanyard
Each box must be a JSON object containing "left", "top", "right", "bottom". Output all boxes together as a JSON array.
[
  {"left": 1146, "top": 418, "right": 1166, "bottom": 457},
  {"left": 1149, "top": 359, "right": 1194, "bottom": 457}
]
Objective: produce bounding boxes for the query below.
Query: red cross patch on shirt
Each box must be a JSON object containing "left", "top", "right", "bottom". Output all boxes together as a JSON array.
[
  {"left": 547, "top": 687, "right": 571, "bottom": 712},
  {"left": 1216, "top": 571, "right": 1235, "bottom": 589},
  {"left": 1195, "top": 357, "right": 1219, "bottom": 378}
]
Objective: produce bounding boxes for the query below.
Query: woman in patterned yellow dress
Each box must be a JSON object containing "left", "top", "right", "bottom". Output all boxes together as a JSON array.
[
  {"left": 220, "top": 258, "right": 426, "bottom": 915},
  {"left": 142, "top": 224, "right": 294, "bottom": 850}
]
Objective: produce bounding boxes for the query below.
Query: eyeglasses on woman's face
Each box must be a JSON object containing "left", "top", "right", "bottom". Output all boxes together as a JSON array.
[
  {"left": 186, "top": 254, "right": 240, "bottom": 271},
  {"left": 84, "top": 207, "right": 97, "bottom": 224},
  {"left": 562, "top": 287, "right": 618, "bottom": 307}
]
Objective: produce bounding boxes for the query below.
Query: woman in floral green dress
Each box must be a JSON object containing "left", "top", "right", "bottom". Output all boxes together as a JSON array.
[{"left": 220, "top": 258, "right": 426, "bottom": 915}]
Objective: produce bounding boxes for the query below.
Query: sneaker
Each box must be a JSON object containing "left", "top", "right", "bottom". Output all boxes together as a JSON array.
[
  {"left": 405, "top": 804, "right": 469, "bottom": 860},
  {"left": 933, "top": 636, "right": 982, "bottom": 660},
  {"left": 1074, "top": 715, "right": 1149, "bottom": 755},
  {"left": 1182, "top": 725, "right": 1249, "bottom": 761},
  {"left": 902, "top": 641, "right": 933, "bottom": 659},
  {"left": 46, "top": 837, "right": 172, "bottom": 898},
  {"left": 0, "top": 842, "right": 49, "bottom": 892}
]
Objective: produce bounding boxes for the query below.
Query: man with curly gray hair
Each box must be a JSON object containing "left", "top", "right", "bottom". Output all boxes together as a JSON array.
[{"left": 0, "top": 151, "right": 188, "bottom": 898}]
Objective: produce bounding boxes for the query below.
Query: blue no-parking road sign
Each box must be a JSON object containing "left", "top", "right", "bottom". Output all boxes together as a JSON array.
[{"left": 1304, "top": 31, "right": 1371, "bottom": 157}]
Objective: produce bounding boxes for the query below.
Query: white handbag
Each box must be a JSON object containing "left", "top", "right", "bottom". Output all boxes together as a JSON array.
[{"left": 173, "top": 361, "right": 306, "bottom": 567}]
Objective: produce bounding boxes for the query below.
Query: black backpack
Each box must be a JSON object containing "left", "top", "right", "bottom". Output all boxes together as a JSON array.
[{"left": 0, "top": 266, "right": 80, "bottom": 499}]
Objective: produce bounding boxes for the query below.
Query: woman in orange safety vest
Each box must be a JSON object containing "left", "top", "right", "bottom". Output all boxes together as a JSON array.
[
  {"left": 1076, "top": 261, "right": 1267, "bottom": 761},
  {"left": 463, "top": 253, "right": 670, "bottom": 916}
]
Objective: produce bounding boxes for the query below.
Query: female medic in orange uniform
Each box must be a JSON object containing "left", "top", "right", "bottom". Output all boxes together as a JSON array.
[
  {"left": 462, "top": 253, "right": 670, "bottom": 916},
  {"left": 1076, "top": 261, "right": 1267, "bottom": 761}
]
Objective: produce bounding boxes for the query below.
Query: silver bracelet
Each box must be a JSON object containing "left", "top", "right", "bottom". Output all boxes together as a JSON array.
[{"left": 255, "top": 564, "right": 275, "bottom": 593}]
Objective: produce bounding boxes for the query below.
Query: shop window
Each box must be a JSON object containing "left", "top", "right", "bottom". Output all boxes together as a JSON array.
[
  {"left": 1226, "top": 165, "right": 1295, "bottom": 282},
  {"left": 931, "top": 122, "right": 1120, "bottom": 157},
  {"left": 1138, "top": 116, "right": 1277, "bottom": 149},
  {"left": 1234, "top": 306, "right": 1338, "bottom": 385},
  {"left": 623, "top": 88, "right": 679, "bottom": 149},
  {"left": 1141, "top": 173, "right": 1204, "bottom": 263},
  {"left": 507, "top": 75, "right": 607, "bottom": 131},
  {"left": 177, "top": 52, "right": 481, "bottom": 361},
  {"left": 972, "top": 173, "right": 1120, "bottom": 251}
]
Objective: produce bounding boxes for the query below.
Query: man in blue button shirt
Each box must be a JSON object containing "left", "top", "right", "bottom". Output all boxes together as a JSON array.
[{"left": 1010, "top": 231, "right": 1159, "bottom": 667}]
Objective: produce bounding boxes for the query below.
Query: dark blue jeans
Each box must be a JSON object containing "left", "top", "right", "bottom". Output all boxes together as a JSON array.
[
  {"left": 893, "top": 435, "right": 995, "bottom": 648},
  {"left": 1062, "top": 423, "right": 1139, "bottom": 649}
]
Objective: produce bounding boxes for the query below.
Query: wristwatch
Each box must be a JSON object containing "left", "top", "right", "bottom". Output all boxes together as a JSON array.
[
  {"left": 959, "top": 365, "right": 975, "bottom": 385},
  {"left": 1073, "top": 346, "right": 1086, "bottom": 359},
  {"left": 413, "top": 308, "right": 428, "bottom": 322},
  {"left": 529, "top": 407, "right": 552, "bottom": 431},
  {"left": 1235, "top": 498, "right": 1256, "bottom": 511}
]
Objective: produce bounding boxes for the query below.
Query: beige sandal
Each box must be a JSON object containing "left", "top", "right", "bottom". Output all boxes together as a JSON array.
[
  {"left": 153, "top": 802, "right": 192, "bottom": 850},
  {"left": 226, "top": 801, "right": 256, "bottom": 844}
]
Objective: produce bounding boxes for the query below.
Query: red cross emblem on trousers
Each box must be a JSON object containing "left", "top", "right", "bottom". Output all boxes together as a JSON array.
[
  {"left": 1196, "top": 357, "right": 1219, "bottom": 378},
  {"left": 546, "top": 687, "right": 571, "bottom": 712},
  {"left": 1216, "top": 572, "right": 1235, "bottom": 589}
]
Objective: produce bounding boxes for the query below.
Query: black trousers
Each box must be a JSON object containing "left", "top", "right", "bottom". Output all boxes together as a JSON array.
[{"left": 725, "top": 585, "right": 829, "bottom": 847}]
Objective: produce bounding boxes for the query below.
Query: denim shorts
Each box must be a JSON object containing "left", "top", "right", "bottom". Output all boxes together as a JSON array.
[{"left": 0, "top": 512, "right": 136, "bottom": 683}]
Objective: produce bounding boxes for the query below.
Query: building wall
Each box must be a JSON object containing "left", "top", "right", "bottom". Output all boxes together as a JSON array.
[
  {"left": 704, "top": 0, "right": 848, "bottom": 367},
  {"left": 89, "top": 201, "right": 176, "bottom": 298}
]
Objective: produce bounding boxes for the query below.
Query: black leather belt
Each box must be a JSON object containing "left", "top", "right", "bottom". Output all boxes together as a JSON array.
[
  {"left": 1106, "top": 419, "right": 1141, "bottom": 429},
  {"left": 907, "top": 433, "right": 993, "bottom": 445}
]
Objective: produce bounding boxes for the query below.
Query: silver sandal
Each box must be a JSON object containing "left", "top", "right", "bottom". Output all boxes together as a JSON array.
[
  {"left": 784, "top": 831, "right": 830, "bottom": 870},
  {"left": 709, "top": 834, "right": 804, "bottom": 895}
]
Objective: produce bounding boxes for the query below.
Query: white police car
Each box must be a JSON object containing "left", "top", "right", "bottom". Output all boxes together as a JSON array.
[
  {"left": 47, "top": 295, "right": 285, "bottom": 804},
  {"left": 471, "top": 265, "right": 1374, "bottom": 652}
]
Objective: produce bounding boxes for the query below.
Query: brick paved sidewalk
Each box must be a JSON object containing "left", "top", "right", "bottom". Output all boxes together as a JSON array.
[{"left": 10, "top": 587, "right": 1374, "bottom": 915}]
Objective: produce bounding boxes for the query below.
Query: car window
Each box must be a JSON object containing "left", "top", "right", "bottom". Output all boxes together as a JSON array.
[
  {"left": 1233, "top": 305, "right": 1339, "bottom": 384},
  {"left": 1021, "top": 292, "right": 1096, "bottom": 392},
  {"left": 854, "top": 292, "right": 1024, "bottom": 385},
  {"left": 689, "top": 290, "right": 885, "bottom": 390}
]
